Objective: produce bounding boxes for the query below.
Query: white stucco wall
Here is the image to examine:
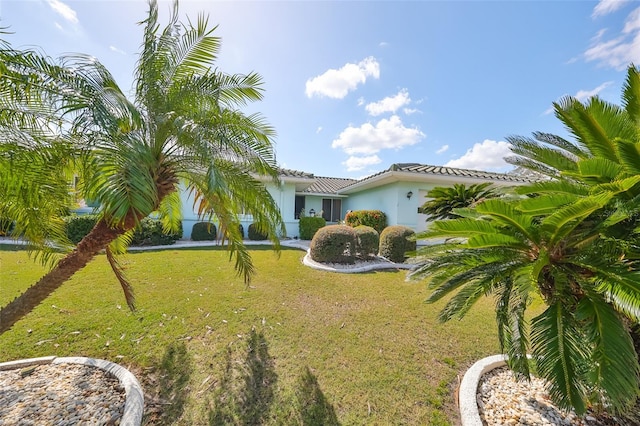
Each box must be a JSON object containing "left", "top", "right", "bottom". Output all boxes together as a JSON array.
[
  {"left": 179, "top": 181, "right": 300, "bottom": 239},
  {"left": 344, "top": 182, "right": 438, "bottom": 231}
]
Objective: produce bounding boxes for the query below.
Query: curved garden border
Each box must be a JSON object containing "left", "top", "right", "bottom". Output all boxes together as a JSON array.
[
  {"left": 302, "top": 249, "right": 415, "bottom": 273},
  {"left": 458, "top": 354, "right": 508, "bottom": 426},
  {"left": 0, "top": 356, "right": 144, "bottom": 426}
]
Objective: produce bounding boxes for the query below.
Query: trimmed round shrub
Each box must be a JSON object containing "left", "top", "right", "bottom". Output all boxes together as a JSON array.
[
  {"left": 379, "top": 225, "right": 416, "bottom": 263},
  {"left": 354, "top": 225, "right": 379, "bottom": 259},
  {"left": 64, "top": 214, "right": 98, "bottom": 244},
  {"left": 354, "top": 225, "right": 379, "bottom": 257},
  {"left": 191, "top": 222, "right": 217, "bottom": 241},
  {"left": 310, "top": 225, "right": 357, "bottom": 264},
  {"left": 248, "top": 223, "right": 268, "bottom": 241},
  {"left": 299, "top": 216, "right": 326, "bottom": 240}
]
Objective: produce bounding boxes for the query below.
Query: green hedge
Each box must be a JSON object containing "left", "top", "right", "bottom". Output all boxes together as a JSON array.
[
  {"left": 353, "top": 225, "right": 379, "bottom": 259},
  {"left": 64, "top": 215, "right": 99, "bottom": 244},
  {"left": 191, "top": 222, "right": 217, "bottom": 241},
  {"left": 379, "top": 225, "right": 416, "bottom": 263},
  {"left": 344, "top": 210, "right": 387, "bottom": 234},
  {"left": 309, "top": 225, "right": 357, "bottom": 264},
  {"left": 248, "top": 223, "right": 268, "bottom": 241},
  {"left": 299, "top": 216, "right": 326, "bottom": 240},
  {"left": 130, "top": 218, "right": 182, "bottom": 246},
  {"left": 63, "top": 215, "right": 181, "bottom": 246}
]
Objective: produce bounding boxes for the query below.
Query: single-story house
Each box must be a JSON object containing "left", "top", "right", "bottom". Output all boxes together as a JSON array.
[{"left": 180, "top": 162, "right": 535, "bottom": 239}]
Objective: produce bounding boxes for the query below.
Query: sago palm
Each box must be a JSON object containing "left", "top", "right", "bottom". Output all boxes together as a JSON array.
[
  {"left": 0, "top": 0, "right": 284, "bottom": 334},
  {"left": 410, "top": 194, "right": 640, "bottom": 415},
  {"left": 420, "top": 182, "right": 497, "bottom": 220}
]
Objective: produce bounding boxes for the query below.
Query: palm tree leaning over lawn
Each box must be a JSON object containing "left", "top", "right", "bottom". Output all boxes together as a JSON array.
[
  {"left": 0, "top": 0, "right": 284, "bottom": 334},
  {"left": 420, "top": 182, "right": 497, "bottom": 220},
  {"left": 409, "top": 65, "right": 640, "bottom": 416}
]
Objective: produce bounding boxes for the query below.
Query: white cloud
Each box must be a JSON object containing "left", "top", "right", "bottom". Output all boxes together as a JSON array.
[
  {"left": 403, "top": 108, "right": 420, "bottom": 115},
  {"left": 46, "top": 0, "right": 78, "bottom": 24},
  {"left": 544, "top": 81, "right": 614, "bottom": 114},
  {"left": 343, "top": 155, "right": 382, "bottom": 172},
  {"left": 436, "top": 144, "right": 449, "bottom": 154},
  {"left": 316, "top": 126, "right": 323, "bottom": 134},
  {"left": 379, "top": 41, "right": 389, "bottom": 48},
  {"left": 575, "top": 81, "right": 614, "bottom": 101},
  {"left": 109, "top": 45, "right": 126, "bottom": 55},
  {"left": 592, "top": 0, "right": 629, "bottom": 18},
  {"left": 305, "top": 57, "right": 380, "bottom": 99},
  {"left": 357, "top": 97, "right": 365, "bottom": 106},
  {"left": 444, "top": 140, "right": 513, "bottom": 172},
  {"left": 623, "top": 6, "right": 640, "bottom": 33},
  {"left": 584, "top": 7, "right": 640, "bottom": 69},
  {"left": 365, "top": 89, "right": 411, "bottom": 116},
  {"left": 331, "top": 115, "right": 424, "bottom": 155}
]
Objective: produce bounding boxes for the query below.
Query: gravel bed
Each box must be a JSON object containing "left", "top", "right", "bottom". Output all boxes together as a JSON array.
[
  {"left": 477, "top": 366, "right": 629, "bottom": 426},
  {"left": 0, "top": 363, "right": 125, "bottom": 425}
]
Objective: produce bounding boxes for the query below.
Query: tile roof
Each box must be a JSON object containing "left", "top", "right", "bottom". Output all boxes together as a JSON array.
[
  {"left": 278, "top": 168, "right": 315, "bottom": 179},
  {"left": 302, "top": 176, "right": 358, "bottom": 194},
  {"left": 354, "top": 163, "right": 537, "bottom": 184}
]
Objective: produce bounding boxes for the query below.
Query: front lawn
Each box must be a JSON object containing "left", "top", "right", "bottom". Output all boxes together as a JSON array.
[{"left": 0, "top": 246, "right": 502, "bottom": 425}]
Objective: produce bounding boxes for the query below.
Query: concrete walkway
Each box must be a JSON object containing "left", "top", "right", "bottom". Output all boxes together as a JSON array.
[{"left": 0, "top": 237, "right": 311, "bottom": 252}]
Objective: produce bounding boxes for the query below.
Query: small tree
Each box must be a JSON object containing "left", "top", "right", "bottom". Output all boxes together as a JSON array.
[
  {"left": 0, "top": 0, "right": 285, "bottom": 334},
  {"left": 344, "top": 210, "right": 387, "bottom": 233}
]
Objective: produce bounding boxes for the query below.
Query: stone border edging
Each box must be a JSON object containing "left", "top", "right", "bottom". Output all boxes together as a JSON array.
[
  {"left": 302, "top": 249, "right": 414, "bottom": 273},
  {"left": 0, "top": 356, "right": 143, "bottom": 426},
  {"left": 458, "top": 354, "right": 507, "bottom": 426}
]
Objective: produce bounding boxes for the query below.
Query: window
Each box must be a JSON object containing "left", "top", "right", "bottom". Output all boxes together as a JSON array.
[
  {"left": 295, "top": 195, "right": 305, "bottom": 219},
  {"left": 322, "top": 198, "right": 342, "bottom": 222}
]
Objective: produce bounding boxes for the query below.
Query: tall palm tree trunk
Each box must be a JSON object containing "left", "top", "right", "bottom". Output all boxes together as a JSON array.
[{"left": 0, "top": 219, "right": 124, "bottom": 334}]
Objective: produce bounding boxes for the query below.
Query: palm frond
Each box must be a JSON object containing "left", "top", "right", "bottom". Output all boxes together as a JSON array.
[
  {"left": 531, "top": 301, "right": 589, "bottom": 414},
  {"left": 495, "top": 278, "right": 531, "bottom": 377},
  {"left": 515, "top": 180, "right": 589, "bottom": 197},
  {"left": 616, "top": 140, "right": 640, "bottom": 175},
  {"left": 592, "top": 268, "right": 640, "bottom": 323},
  {"left": 542, "top": 192, "right": 612, "bottom": 246},
  {"left": 507, "top": 135, "right": 579, "bottom": 174},
  {"left": 517, "top": 194, "right": 580, "bottom": 215},
  {"left": 475, "top": 199, "right": 535, "bottom": 242},
  {"left": 576, "top": 294, "right": 640, "bottom": 413},
  {"left": 532, "top": 131, "right": 589, "bottom": 158},
  {"left": 105, "top": 246, "right": 136, "bottom": 311},
  {"left": 157, "top": 189, "right": 183, "bottom": 234},
  {"left": 622, "top": 64, "right": 640, "bottom": 125}
]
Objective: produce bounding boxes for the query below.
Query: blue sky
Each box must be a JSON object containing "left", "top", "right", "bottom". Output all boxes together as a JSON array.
[{"left": 0, "top": 0, "right": 637, "bottom": 178}]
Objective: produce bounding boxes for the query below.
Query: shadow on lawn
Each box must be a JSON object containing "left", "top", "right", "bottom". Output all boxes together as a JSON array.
[
  {"left": 294, "top": 366, "right": 340, "bottom": 426},
  {"left": 142, "top": 341, "right": 194, "bottom": 424},
  {"left": 208, "top": 329, "right": 278, "bottom": 425},
  {"left": 207, "top": 328, "right": 340, "bottom": 425}
]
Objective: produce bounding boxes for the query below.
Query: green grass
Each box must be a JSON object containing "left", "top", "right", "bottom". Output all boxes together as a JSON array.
[{"left": 1, "top": 246, "right": 505, "bottom": 425}]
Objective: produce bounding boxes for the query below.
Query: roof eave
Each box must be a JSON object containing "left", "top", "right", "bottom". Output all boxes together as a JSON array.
[{"left": 338, "top": 170, "right": 530, "bottom": 194}]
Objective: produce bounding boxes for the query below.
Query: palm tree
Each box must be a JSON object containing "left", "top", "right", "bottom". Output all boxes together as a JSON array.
[
  {"left": 420, "top": 182, "right": 497, "bottom": 220},
  {"left": 410, "top": 66, "right": 640, "bottom": 415},
  {"left": 410, "top": 195, "right": 640, "bottom": 415},
  {"left": 0, "top": 0, "right": 284, "bottom": 334}
]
